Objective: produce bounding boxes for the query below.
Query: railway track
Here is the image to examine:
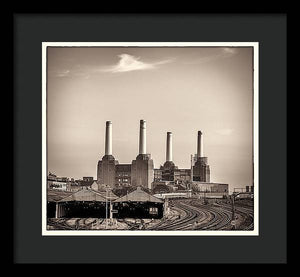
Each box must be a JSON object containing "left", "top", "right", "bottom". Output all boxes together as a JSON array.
[
  {"left": 147, "top": 198, "right": 253, "bottom": 231},
  {"left": 47, "top": 218, "right": 74, "bottom": 230},
  {"left": 117, "top": 219, "right": 145, "bottom": 230},
  {"left": 187, "top": 200, "right": 232, "bottom": 230},
  {"left": 47, "top": 218, "right": 100, "bottom": 230},
  {"left": 215, "top": 202, "right": 254, "bottom": 230},
  {"left": 148, "top": 199, "right": 226, "bottom": 230},
  {"left": 147, "top": 201, "right": 194, "bottom": 230},
  {"left": 47, "top": 199, "right": 254, "bottom": 231}
]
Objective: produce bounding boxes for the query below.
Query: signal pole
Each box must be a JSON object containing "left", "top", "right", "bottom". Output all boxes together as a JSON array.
[
  {"left": 231, "top": 194, "right": 235, "bottom": 220},
  {"left": 105, "top": 185, "right": 111, "bottom": 229},
  {"left": 190, "top": 154, "right": 194, "bottom": 190},
  {"left": 230, "top": 193, "right": 237, "bottom": 230},
  {"left": 109, "top": 189, "right": 112, "bottom": 220}
]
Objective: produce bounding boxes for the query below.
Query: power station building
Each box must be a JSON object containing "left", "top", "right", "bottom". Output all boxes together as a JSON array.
[
  {"left": 97, "top": 120, "right": 154, "bottom": 190},
  {"left": 96, "top": 119, "right": 226, "bottom": 195},
  {"left": 130, "top": 120, "right": 154, "bottom": 189},
  {"left": 192, "top": 131, "right": 210, "bottom": 182},
  {"left": 153, "top": 130, "right": 210, "bottom": 185},
  {"left": 48, "top": 120, "right": 229, "bottom": 220}
]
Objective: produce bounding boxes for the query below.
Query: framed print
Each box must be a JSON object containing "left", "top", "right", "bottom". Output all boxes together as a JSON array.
[{"left": 14, "top": 13, "right": 286, "bottom": 264}]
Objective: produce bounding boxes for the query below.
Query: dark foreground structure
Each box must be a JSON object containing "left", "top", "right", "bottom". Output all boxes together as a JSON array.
[
  {"left": 48, "top": 189, "right": 116, "bottom": 218},
  {"left": 47, "top": 187, "right": 165, "bottom": 219},
  {"left": 113, "top": 187, "right": 164, "bottom": 219},
  {"left": 47, "top": 189, "right": 73, "bottom": 218}
]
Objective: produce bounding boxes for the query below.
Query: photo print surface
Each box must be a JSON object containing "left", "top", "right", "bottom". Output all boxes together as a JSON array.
[{"left": 42, "top": 42, "right": 259, "bottom": 236}]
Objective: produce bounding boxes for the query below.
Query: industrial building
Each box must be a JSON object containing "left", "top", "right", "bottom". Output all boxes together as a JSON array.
[
  {"left": 97, "top": 120, "right": 154, "bottom": 190},
  {"left": 47, "top": 119, "right": 229, "bottom": 221},
  {"left": 56, "top": 189, "right": 108, "bottom": 218},
  {"left": 152, "top": 130, "right": 228, "bottom": 198},
  {"left": 45, "top": 117, "right": 235, "bottom": 226},
  {"left": 192, "top": 131, "right": 210, "bottom": 182},
  {"left": 47, "top": 187, "right": 119, "bottom": 218},
  {"left": 96, "top": 120, "right": 227, "bottom": 196},
  {"left": 153, "top": 132, "right": 190, "bottom": 184},
  {"left": 192, "top": 182, "right": 229, "bottom": 198},
  {"left": 153, "top": 130, "right": 210, "bottom": 186},
  {"left": 112, "top": 186, "right": 164, "bottom": 219},
  {"left": 47, "top": 186, "right": 164, "bottom": 219},
  {"left": 115, "top": 164, "right": 131, "bottom": 186},
  {"left": 233, "top": 185, "right": 254, "bottom": 199}
]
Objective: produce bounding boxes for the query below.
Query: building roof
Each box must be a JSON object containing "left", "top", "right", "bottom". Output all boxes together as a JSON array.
[
  {"left": 47, "top": 189, "right": 74, "bottom": 202},
  {"left": 92, "top": 189, "right": 119, "bottom": 201},
  {"left": 96, "top": 183, "right": 119, "bottom": 199},
  {"left": 58, "top": 188, "right": 107, "bottom": 202},
  {"left": 114, "top": 187, "right": 164, "bottom": 203}
]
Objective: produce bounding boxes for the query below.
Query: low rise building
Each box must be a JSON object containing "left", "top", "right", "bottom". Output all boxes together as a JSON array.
[
  {"left": 47, "top": 172, "right": 71, "bottom": 191},
  {"left": 192, "top": 182, "right": 229, "bottom": 198}
]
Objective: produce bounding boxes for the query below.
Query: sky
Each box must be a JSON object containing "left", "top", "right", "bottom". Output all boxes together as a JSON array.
[{"left": 47, "top": 46, "right": 254, "bottom": 193}]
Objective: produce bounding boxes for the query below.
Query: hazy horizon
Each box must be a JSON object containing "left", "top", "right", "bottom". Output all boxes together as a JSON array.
[{"left": 47, "top": 46, "right": 253, "bottom": 193}]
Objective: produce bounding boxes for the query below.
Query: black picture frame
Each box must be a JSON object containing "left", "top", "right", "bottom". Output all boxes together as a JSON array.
[{"left": 13, "top": 13, "right": 287, "bottom": 264}]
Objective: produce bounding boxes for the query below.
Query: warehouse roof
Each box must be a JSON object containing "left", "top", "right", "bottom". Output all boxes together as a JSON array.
[
  {"left": 47, "top": 189, "right": 73, "bottom": 202},
  {"left": 114, "top": 187, "right": 164, "bottom": 203},
  {"left": 92, "top": 189, "right": 119, "bottom": 201},
  {"left": 94, "top": 184, "right": 119, "bottom": 201},
  {"left": 58, "top": 188, "right": 107, "bottom": 202}
]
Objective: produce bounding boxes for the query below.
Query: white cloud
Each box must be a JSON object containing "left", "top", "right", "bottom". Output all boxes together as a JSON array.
[
  {"left": 102, "top": 54, "right": 172, "bottom": 73},
  {"left": 50, "top": 68, "right": 90, "bottom": 79},
  {"left": 49, "top": 54, "right": 173, "bottom": 78},
  {"left": 55, "top": 70, "right": 70, "bottom": 77}
]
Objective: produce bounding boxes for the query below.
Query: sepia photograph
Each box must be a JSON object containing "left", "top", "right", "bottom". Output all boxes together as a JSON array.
[{"left": 42, "top": 42, "right": 259, "bottom": 235}]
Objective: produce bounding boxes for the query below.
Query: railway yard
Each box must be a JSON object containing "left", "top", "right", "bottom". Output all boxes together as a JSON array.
[{"left": 47, "top": 198, "right": 254, "bottom": 231}]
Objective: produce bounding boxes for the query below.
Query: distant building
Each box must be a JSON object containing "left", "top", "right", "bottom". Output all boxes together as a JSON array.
[
  {"left": 192, "top": 131, "right": 210, "bottom": 182},
  {"left": 192, "top": 182, "right": 229, "bottom": 198},
  {"left": 174, "top": 169, "right": 191, "bottom": 183},
  {"left": 115, "top": 164, "right": 131, "bottom": 186},
  {"left": 76, "top": 177, "right": 95, "bottom": 189},
  {"left": 154, "top": 131, "right": 211, "bottom": 187},
  {"left": 83, "top": 177, "right": 93, "bottom": 182},
  {"left": 47, "top": 173, "right": 97, "bottom": 192},
  {"left": 95, "top": 121, "right": 230, "bottom": 194},
  {"left": 154, "top": 169, "right": 163, "bottom": 182},
  {"left": 70, "top": 184, "right": 81, "bottom": 192},
  {"left": 153, "top": 132, "right": 191, "bottom": 186},
  {"left": 47, "top": 172, "right": 71, "bottom": 191}
]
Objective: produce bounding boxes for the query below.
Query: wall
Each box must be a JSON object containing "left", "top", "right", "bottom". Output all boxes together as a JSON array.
[
  {"left": 131, "top": 154, "right": 154, "bottom": 189},
  {"left": 97, "top": 155, "right": 117, "bottom": 188}
]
